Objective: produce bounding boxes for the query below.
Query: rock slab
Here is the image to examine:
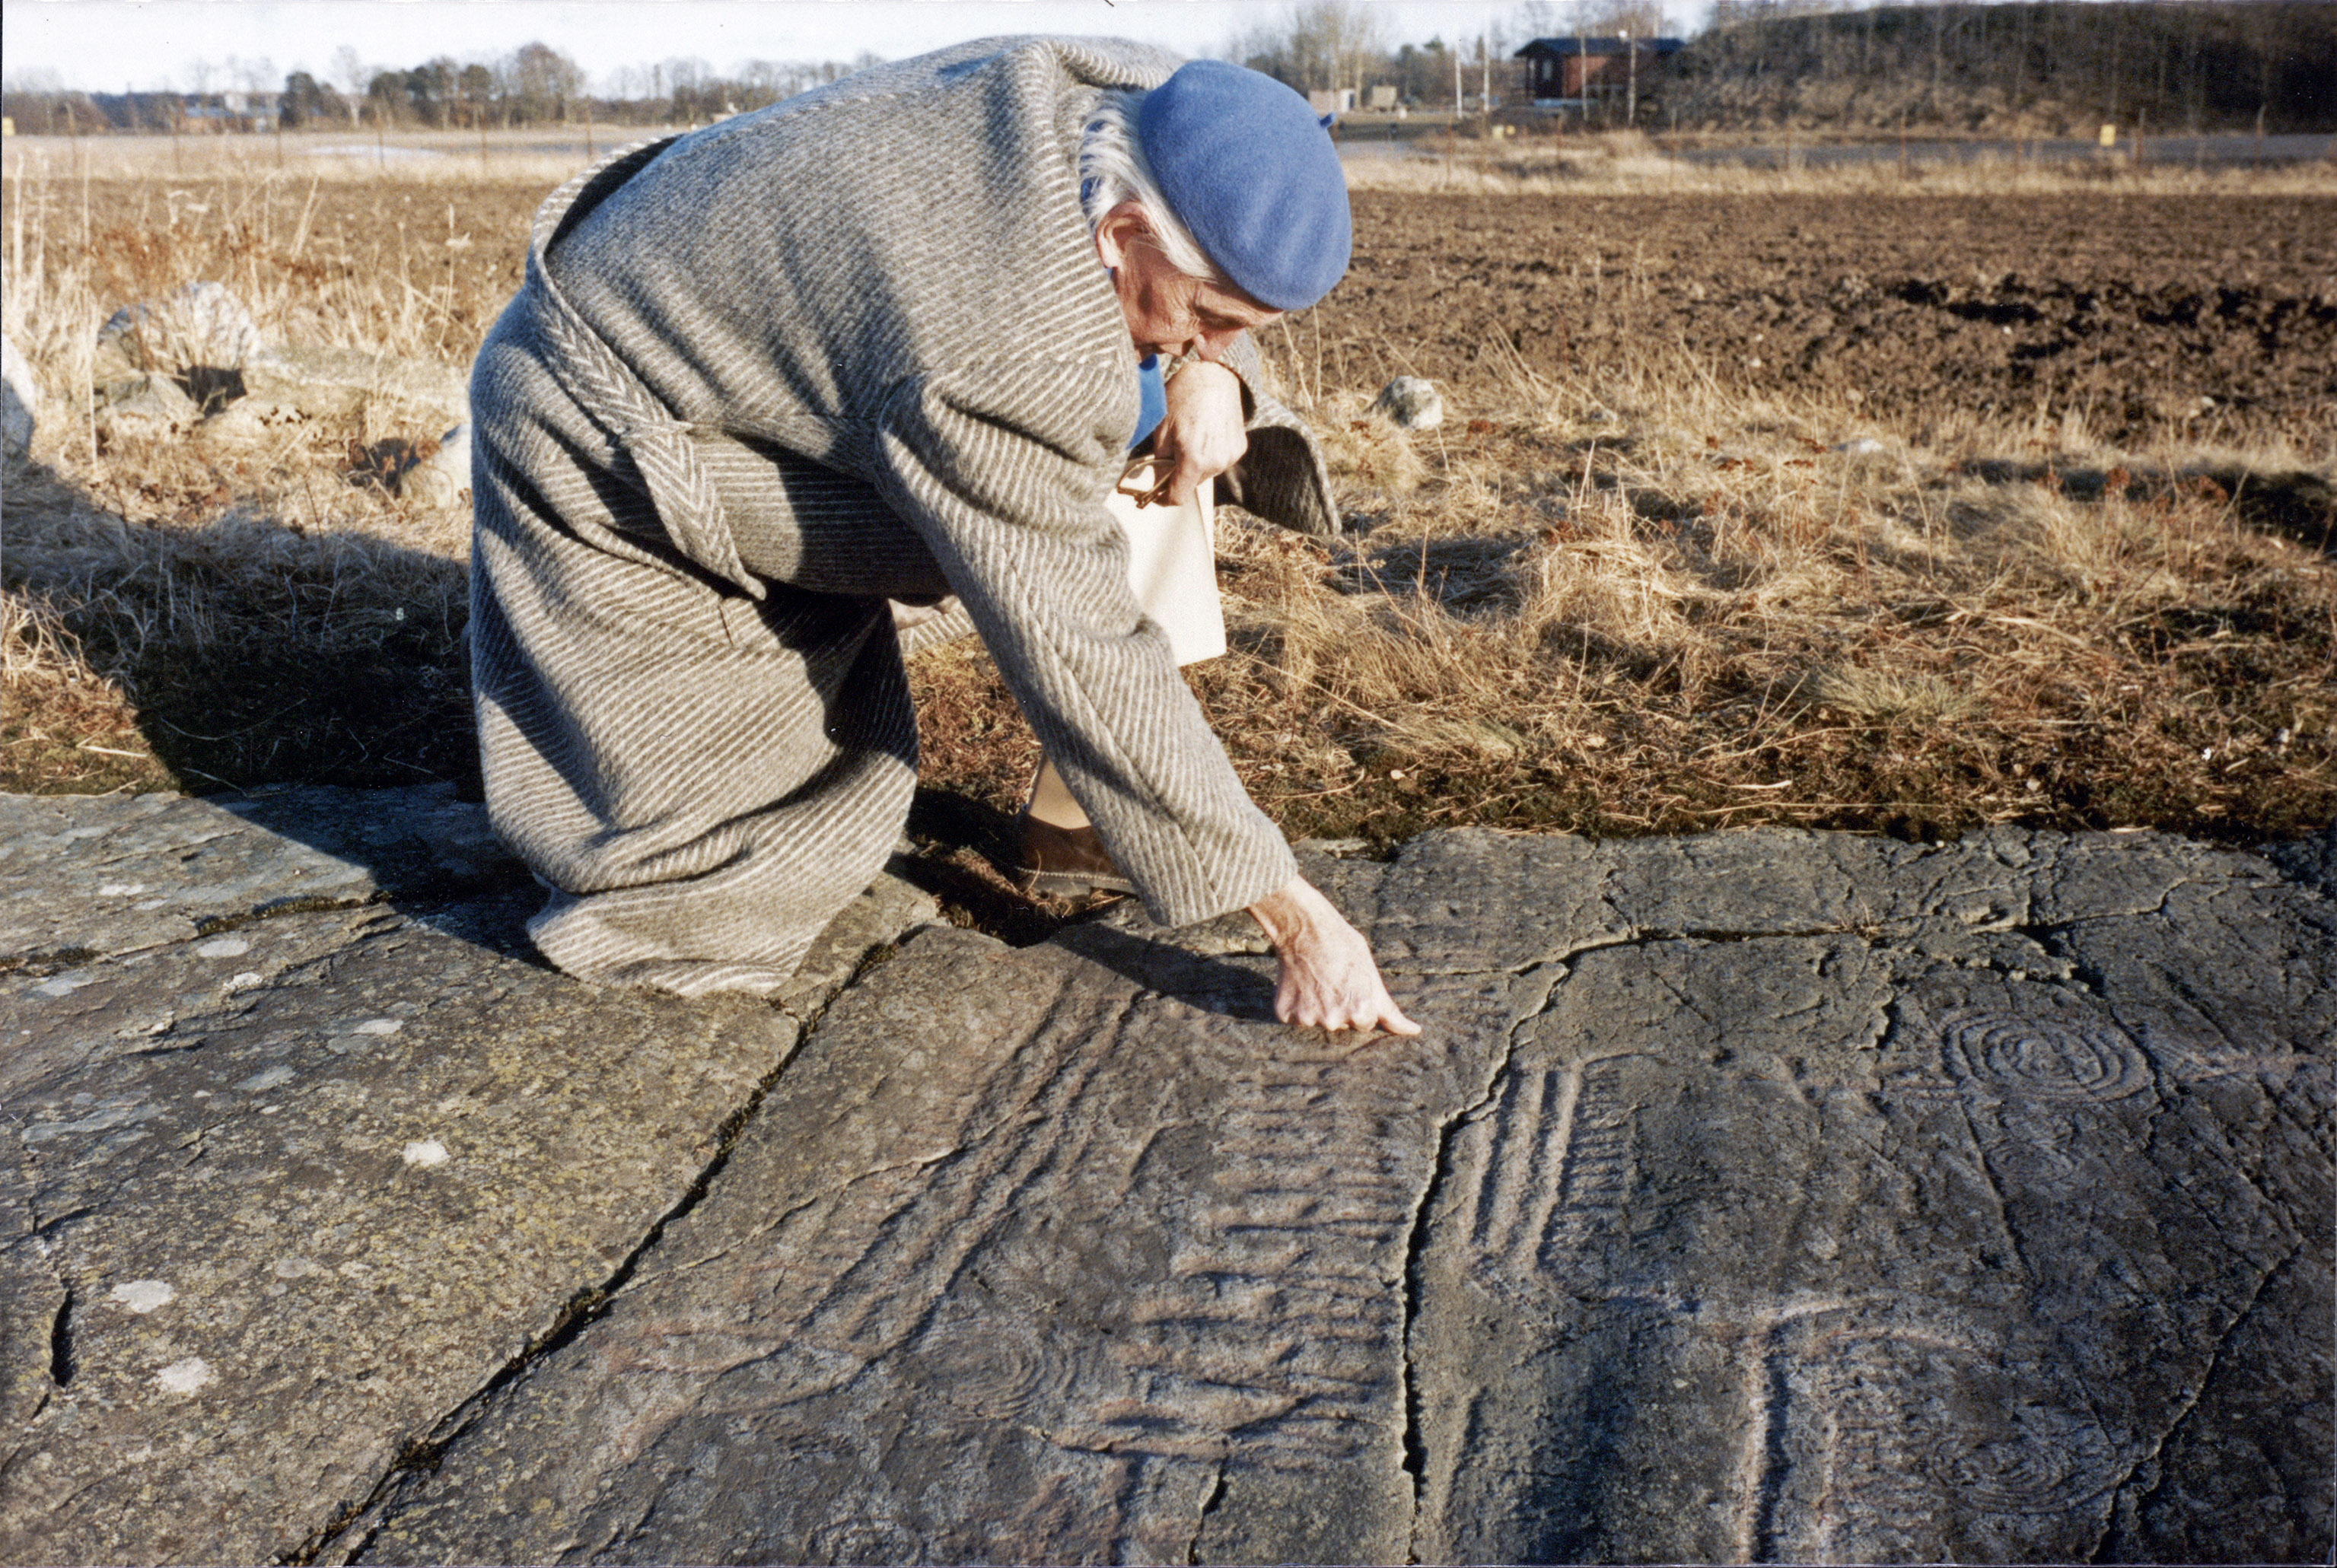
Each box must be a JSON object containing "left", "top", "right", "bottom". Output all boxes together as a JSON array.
[
  {"left": 333, "top": 826, "right": 2332, "bottom": 1565},
  {"left": 0, "top": 788, "right": 935, "bottom": 1565},
  {"left": 1, "top": 799, "right": 2329, "bottom": 1564}
]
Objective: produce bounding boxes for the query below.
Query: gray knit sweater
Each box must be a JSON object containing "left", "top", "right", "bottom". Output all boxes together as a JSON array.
[{"left": 468, "top": 37, "right": 1340, "bottom": 995}]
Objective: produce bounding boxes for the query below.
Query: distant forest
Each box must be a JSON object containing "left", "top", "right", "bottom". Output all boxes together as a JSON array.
[
  {"left": 1671, "top": 2, "right": 2337, "bottom": 134},
  {"left": 2, "top": 2, "right": 2332, "bottom": 138}
]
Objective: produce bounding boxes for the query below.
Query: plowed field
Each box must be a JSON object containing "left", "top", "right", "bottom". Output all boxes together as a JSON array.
[{"left": 1317, "top": 192, "right": 2335, "bottom": 447}]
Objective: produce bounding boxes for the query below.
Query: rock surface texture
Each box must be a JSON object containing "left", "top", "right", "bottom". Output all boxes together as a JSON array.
[{"left": 2, "top": 790, "right": 2330, "bottom": 1565}]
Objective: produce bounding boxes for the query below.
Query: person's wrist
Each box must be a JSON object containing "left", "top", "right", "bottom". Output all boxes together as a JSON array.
[{"left": 1247, "top": 876, "right": 1323, "bottom": 949}]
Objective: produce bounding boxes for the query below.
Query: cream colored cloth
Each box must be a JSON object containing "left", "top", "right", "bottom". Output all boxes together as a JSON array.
[{"left": 1107, "top": 456, "right": 1225, "bottom": 667}]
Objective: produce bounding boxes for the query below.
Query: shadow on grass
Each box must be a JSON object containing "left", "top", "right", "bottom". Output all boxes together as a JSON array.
[
  {"left": 2, "top": 459, "right": 1110, "bottom": 960},
  {"left": 895, "top": 785, "right": 1110, "bottom": 949},
  {"left": 2, "top": 458, "right": 478, "bottom": 797},
  {"left": 1957, "top": 456, "right": 2336, "bottom": 552}
]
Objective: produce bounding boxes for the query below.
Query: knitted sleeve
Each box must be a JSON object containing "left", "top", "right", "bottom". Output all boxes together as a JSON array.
[{"left": 1214, "top": 330, "right": 1342, "bottom": 536}]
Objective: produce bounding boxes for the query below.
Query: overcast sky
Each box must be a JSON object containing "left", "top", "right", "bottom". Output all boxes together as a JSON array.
[{"left": 3, "top": 1, "right": 1678, "bottom": 94}]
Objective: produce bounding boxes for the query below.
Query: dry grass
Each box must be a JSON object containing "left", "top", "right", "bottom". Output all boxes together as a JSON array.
[
  {"left": 1206, "top": 345, "right": 2336, "bottom": 844},
  {"left": 5, "top": 146, "right": 2332, "bottom": 883},
  {"left": 2, "top": 129, "right": 639, "bottom": 189},
  {"left": 2, "top": 460, "right": 472, "bottom": 794},
  {"left": 916, "top": 336, "right": 2336, "bottom": 852},
  {"left": 4, "top": 151, "right": 493, "bottom": 793}
]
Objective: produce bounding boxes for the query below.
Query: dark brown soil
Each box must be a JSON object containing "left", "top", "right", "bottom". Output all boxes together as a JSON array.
[{"left": 1322, "top": 192, "right": 2337, "bottom": 449}]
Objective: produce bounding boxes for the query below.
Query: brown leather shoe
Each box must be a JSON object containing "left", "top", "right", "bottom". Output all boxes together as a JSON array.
[{"left": 1011, "top": 815, "right": 1135, "bottom": 898}]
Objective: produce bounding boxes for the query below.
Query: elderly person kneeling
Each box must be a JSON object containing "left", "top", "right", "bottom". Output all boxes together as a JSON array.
[{"left": 468, "top": 40, "right": 1415, "bottom": 1035}]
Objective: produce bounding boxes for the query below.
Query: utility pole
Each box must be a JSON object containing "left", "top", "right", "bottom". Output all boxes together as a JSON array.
[
  {"left": 1481, "top": 13, "right": 1492, "bottom": 132},
  {"left": 1624, "top": 27, "right": 1637, "bottom": 126}
]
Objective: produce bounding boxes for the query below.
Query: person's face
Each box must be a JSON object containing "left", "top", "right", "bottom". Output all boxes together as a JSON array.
[{"left": 1094, "top": 203, "right": 1282, "bottom": 362}]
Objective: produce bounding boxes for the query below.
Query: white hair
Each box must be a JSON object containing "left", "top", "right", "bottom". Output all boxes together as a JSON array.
[{"left": 1079, "top": 88, "right": 1231, "bottom": 288}]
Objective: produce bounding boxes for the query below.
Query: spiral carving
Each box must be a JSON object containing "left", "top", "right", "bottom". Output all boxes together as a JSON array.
[
  {"left": 1921, "top": 1415, "right": 2122, "bottom": 1513},
  {"left": 1820, "top": 1333, "right": 2125, "bottom": 1522},
  {"left": 915, "top": 1316, "right": 1065, "bottom": 1420},
  {"left": 1941, "top": 1011, "right": 2151, "bottom": 1102}
]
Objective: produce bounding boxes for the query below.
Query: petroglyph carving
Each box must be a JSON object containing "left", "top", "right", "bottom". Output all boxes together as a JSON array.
[
  {"left": 1941, "top": 1010, "right": 2152, "bottom": 1102},
  {"left": 913, "top": 1311, "right": 1073, "bottom": 1421},
  {"left": 1106, "top": 1054, "right": 1426, "bottom": 1468},
  {"left": 1755, "top": 1321, "right": 2128, "bottom": 1562},
  {"left": 1464, "top": 1054, "right": 1648, "bottom": 1286},
  {"left": 804, "top": 1516, "right": 923, "bottom": 1565},
  {"left": 14, "top": 795, "right": 2323, "bottom": 1563},
  {"left": 1539, "top": 1056, "right": 1644, "bottom": 1267}
]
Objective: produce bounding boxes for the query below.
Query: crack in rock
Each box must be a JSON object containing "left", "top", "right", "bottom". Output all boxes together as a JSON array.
[{"left": 5, "top": 802, "right": 2326, "bottom": 1565}]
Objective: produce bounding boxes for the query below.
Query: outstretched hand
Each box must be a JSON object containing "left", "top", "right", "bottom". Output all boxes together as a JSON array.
[
  {"left": 1247, "top": 875, "right": 1422, "bottom": 1036},
  {"left": 1148, "top": 358, "right": 1249, "bottom": 508}
]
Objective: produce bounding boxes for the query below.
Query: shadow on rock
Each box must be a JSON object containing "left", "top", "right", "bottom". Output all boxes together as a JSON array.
[
  {"left": 1053, "top": 918, "right": 1282, "bottom": 1024},
  {"left": 215, "top": 783, "right": 543, "bottom": 962}
]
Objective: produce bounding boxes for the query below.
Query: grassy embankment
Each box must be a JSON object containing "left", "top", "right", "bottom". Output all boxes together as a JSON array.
[{"left": 4, "top": 134, "right": 2331, "bottom": 930}]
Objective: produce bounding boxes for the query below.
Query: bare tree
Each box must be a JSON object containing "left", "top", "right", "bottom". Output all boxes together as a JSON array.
[
  {"left": 503, "top": 41, "right": 585, "bottom": 124},
  {"left": 1231, "top": 1, "right": 1385, "bottom": 98},
  {"left": 332, "top": 45, "right": 367, "bottom": 128},
  {"left": 460, "top": 62, "right": 495, "bottom": 128},
  {"left": 1568, "top": 0, "right": 1670, "bottom": 37}
]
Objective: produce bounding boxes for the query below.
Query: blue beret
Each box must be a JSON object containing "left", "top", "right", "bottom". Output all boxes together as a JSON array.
[{"left": 1137, "top": 60, "right": 1352, "bottom": 313}]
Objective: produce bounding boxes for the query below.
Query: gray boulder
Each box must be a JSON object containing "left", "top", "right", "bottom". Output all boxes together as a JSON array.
[
  {"left": 239, "top": 343, "right": 469, "bottom": 430},
  {"left": 89, "top": 281, "right": 468, "bottom": 444},
  {"left": 93, "top": 371, "right": 200, "bottom": 441},
  {"left": 194, "top": 397, "right": 310, "bottom": 450},
  {"left": 396, "top": 422, "right": 472, "bottom": 507},
  {"left": 1373, "top": 374, "right": 1446, "bottom": 430},
  {"left": 94, "top": 281, "right": 263, "bottom": 407},
  {"left": 1, "top": 331, "right": 34, "bottom": 466}
]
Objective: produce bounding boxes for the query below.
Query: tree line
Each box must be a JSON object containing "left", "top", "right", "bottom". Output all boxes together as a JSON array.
[
  {"left": 317, "top": 44, "right": 888, "bottom": 130},
  {"left": 1225, "top": 0, "right": 2335, "bottom": 132},
  {"left": 4, "top": 2, "right": 2329, "bottom": 140},
  {"left": 0, "top": 41, "right": 877, "bottom": 135},
  {"left": 1675, "top": 2, "right": 2337, "bottom": 133}
]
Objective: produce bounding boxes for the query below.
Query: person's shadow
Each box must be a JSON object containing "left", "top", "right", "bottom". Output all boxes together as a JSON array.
[
  {"left": 7, "top": 454, "right": 1282, "bottom": 1016},
  {"left": 3, "top": 458, "right": 479, "bottom": 800},
  {"left": 1052, "top": 918, "right": 1284, "bottom": 1024}
]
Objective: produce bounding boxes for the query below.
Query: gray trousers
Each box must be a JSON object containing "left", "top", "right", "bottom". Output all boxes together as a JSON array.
[{"left": 470, "top": 373, "right": 952, "bottom": 997}]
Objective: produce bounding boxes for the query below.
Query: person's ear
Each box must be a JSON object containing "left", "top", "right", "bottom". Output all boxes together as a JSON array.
[{"left": 1094, "top": 202, "right": 1151, "bottom": 272}]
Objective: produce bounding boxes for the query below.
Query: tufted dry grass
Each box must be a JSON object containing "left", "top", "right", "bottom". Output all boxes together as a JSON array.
[{"left": 5, "top": 144, "right": 2332, "bottom": 869}]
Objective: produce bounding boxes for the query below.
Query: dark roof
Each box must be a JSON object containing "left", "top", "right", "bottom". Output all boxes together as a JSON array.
[{"left": 1515, "top": 36, "right": 1686, "bottom": 58}]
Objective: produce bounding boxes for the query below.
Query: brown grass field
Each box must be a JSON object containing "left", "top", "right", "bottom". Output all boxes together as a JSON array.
[{"left": 5, "top": 133, "right": 2333, "bottom": 929}]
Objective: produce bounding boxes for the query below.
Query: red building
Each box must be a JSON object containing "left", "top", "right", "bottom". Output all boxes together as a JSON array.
[{"left": 1515, "top": 37, "right": 1686, "bottom": 107}]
